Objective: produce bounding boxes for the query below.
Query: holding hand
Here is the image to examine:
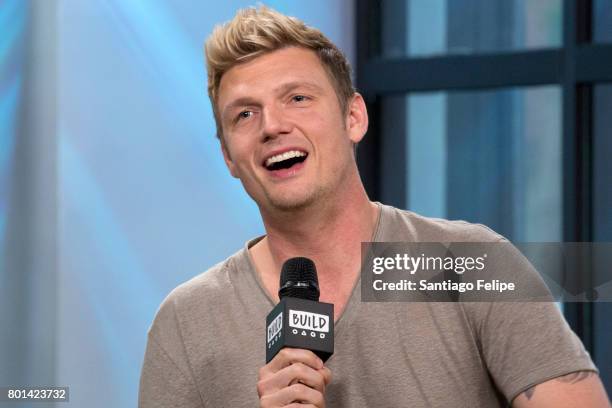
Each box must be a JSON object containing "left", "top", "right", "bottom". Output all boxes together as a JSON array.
[{"left": 257, "top": 348, "right": 332, "bottom": 407}]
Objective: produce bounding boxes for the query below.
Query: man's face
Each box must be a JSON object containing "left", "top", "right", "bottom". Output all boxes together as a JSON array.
[{"left": 217, "top": 47, "right": 365, "bottom": 212}]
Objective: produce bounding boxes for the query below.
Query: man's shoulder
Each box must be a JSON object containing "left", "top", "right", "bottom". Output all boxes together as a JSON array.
[
  {"left": 166, "top": 248, "right": 246, "bottom": 306},
  {"left": 148, "top": 248, "right": 247, "bottom": 337},
  {"left": 380, "top": 204, "right": 505, "bottom": 242}
]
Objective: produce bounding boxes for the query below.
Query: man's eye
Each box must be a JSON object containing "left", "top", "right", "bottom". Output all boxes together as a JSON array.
[
  {"left": 292, "top": 95, "right": 308, "bottom": 103},
  {"left": 237, "top": 111, "right": 253, "bottom": 121}
]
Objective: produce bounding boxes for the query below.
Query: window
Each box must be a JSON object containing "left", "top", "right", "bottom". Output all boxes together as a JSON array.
[{"left": 356, "top": 0, "right": 612, "bottom": 392}]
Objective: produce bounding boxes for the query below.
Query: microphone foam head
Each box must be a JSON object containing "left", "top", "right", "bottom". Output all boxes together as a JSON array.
[{"left": 279, "top": 257, "right": 320, "bottom": 301}]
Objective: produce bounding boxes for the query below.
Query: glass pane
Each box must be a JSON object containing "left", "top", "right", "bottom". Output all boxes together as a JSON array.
[
  {"left": 381, "top": 0, "right": 562, "bottom": 57},
  {"left": 381, "top": 86, "right": 562, "bottom": 242},
  {"left": 593, "top": 84, "right": 612, "bottom": 394},
  {"left": 593, "top": 84, "right": 612, "bottom": 242},
  {"left": 594, "top": 0, "right": 612, "bottom": 42}
]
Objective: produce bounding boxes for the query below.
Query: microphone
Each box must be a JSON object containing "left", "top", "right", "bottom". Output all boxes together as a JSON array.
[{"left": 265, "top": 257, "right": 334, "bottom": 363}]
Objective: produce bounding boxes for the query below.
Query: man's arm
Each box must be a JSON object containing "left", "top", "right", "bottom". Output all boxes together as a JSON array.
[{"left": 512, "top": 371, "right": 610, "bottom": 408}]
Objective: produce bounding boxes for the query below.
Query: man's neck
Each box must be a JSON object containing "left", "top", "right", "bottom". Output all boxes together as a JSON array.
[
  {"left": 262, "top": 196, "right": 377, "bottom": 261},
  {"left": 251, "top": 175, "right": 379, "bottom": 306}
]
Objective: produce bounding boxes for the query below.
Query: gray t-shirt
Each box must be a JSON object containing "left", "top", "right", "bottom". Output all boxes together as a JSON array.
[{"left": 139, "top": 204, "right": 596, "bottom": 407}]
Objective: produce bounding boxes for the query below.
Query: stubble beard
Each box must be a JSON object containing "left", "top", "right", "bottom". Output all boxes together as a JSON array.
[
  {"left": 264, "top": 182, "right": 325, "bottom": 212},
  {"left": 258, "top": 147, "right": 355, "bottom": 213}
]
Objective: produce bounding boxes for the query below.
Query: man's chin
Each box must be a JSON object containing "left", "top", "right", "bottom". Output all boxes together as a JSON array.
[{"left": 265, "top": 191, "right": 320, "bottom": 212}]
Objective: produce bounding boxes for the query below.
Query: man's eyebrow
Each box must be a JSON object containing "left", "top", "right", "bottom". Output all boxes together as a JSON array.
[
  {"left": 223, "top": 97, "right": 259, "bottom": 118},
  {"left": 275, "top": 81, "right": 324, "bottom": 95}
]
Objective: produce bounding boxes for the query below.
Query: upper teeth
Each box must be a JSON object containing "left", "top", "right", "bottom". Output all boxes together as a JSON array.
[{"left": 265, "top": 150, "right": 306, "bottom": 167}]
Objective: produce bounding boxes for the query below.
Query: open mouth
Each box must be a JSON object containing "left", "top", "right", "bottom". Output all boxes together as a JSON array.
[{"left": 264, "top": 150, "right": 308, "bottom": 171}]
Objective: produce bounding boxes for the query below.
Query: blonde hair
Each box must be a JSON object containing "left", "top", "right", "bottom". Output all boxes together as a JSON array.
[{"left": 205, "top": 6, "right": 355, "bottom": 139}]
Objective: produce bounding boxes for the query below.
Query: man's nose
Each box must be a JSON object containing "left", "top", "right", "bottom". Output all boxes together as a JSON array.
[{"left": 261, "top": 105, "right": 293, "bottom": 142}]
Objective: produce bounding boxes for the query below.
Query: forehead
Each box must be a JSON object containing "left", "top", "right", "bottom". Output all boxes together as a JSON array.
[{"left": 217, "top": 47, "right": 334, "bottom": 108}]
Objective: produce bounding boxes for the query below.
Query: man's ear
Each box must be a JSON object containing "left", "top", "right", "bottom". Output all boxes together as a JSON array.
[
  {"left": 345, "top": 93, "right": 369, "bottom": 144},
  {"left": 220, "top": 139, "right": 239, "bottom": 178}
]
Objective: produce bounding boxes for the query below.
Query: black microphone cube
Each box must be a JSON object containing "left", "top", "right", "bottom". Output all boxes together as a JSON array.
[{"left": 266, "top": 297, "right": 334, "bottom": 363}]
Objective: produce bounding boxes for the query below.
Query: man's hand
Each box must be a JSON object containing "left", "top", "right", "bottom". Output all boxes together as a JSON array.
[
  {"left": 512, "top": 371, "right": 610, "bottom": 408},
  {"left": 257, "top": 348, "right": 332, "bottom": 407}
]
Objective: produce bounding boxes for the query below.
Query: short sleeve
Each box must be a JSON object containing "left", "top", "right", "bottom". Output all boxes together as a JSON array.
[
  {"left": 139, "top": 334, "right": 204, "bottom": 408},
  {"left": 139, "top": 292, "right": 205, "bottom": 408},
  {"left": 459, "top": 239, "right": 598, "bottom": 402},
  {"left": 470, "top": 300, "right": 597, "bottom": 402}
]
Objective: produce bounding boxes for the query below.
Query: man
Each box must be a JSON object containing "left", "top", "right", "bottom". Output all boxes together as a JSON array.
[{"left": 139, "top": 6, "right": 610, "bottom": 407}]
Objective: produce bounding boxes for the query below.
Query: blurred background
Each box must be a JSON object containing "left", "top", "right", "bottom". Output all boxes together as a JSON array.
[{"left": 0, "top": 0, "right": 610, "bottom": 406}]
